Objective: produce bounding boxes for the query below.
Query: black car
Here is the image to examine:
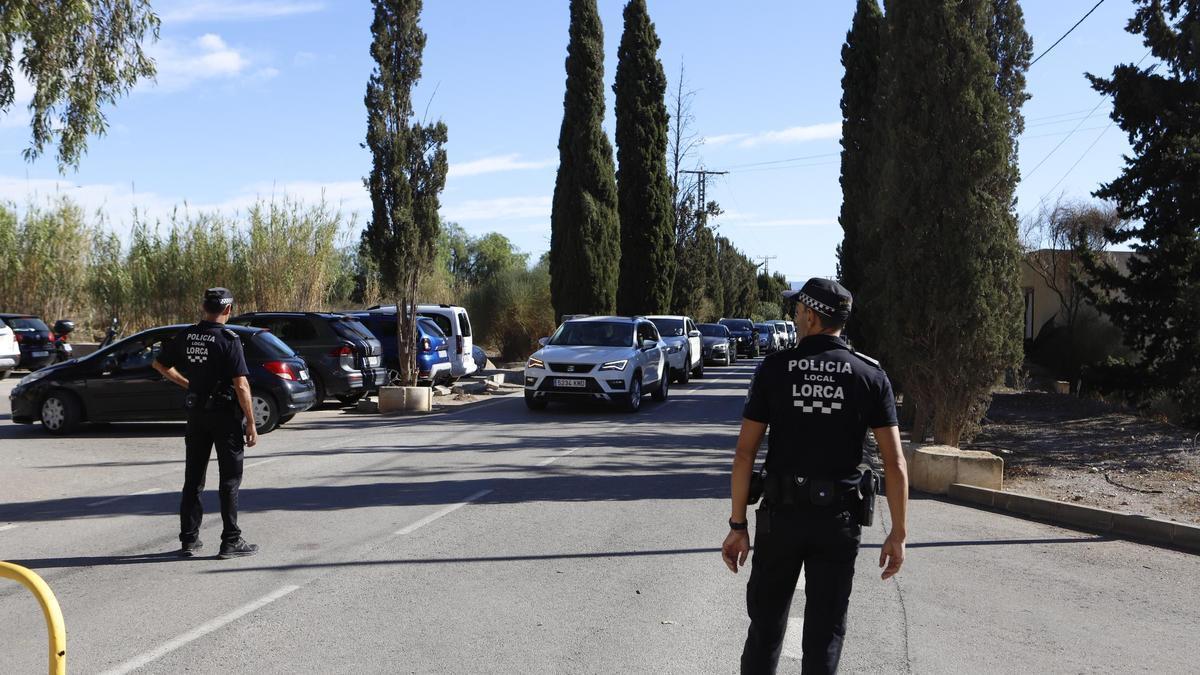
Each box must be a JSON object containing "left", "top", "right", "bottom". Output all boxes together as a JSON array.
[
  {"left": 719, "top": 318, "right": 760, "bottom": 357},
  {"left": 697, "top": 323, "right": 737, "bottom": 366},
  {"left": 0, "top": 313, "right": 55, "bottom": 371},
  {"left": 230, "top": 312, "right": 386, "bottom": 405},
  {"left": 9, "top": 324, "right": 315, "bottom": 435}
]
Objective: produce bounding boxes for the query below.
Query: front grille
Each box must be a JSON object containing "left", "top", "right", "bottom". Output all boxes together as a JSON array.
[{"left": 548, "top": 363, "right": 595, "bottom": 373}]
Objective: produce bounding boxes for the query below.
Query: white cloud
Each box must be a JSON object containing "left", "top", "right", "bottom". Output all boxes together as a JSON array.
[
  {"left": 448, "top": 154, "right": 556, "bottom": 178},
  {"left": 149, "top": 33, "right": 251, "bottom": 91},
  {"left": 442, "top": 196, "right": 551, "bottom": 222},
  {"left": 705, "top": 122, "right": 842, "bottom": 149},
  {"left": 161, "top": 1, "right": 325, "bottom": 23}
]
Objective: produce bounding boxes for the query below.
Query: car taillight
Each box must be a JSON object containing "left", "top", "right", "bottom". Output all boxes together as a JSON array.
[
  {"left": 329, "top": 344, "right": 354, "bottom": 358},
  {"left": 264, "top": 361, "right": 297, "bottom": 380},
  {"left": 12, "top": 333, "right": 21, "bottom": 343},
  {"left": 456, "top": 335, "right": 463, "bottom": 355},
  {"left": 421, "top": 337, "right": 432, "bottom": 353}
]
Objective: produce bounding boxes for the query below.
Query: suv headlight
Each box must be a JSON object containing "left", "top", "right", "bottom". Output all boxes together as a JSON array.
[
  {"left": 667, "top": 344, "right": 682, "bottom": 354},
  {"left": 599, "top": 359, "right": 628, "bottom": 371},
  {"left": 526, "top": 356, "right": 545, "bottom": 369}
]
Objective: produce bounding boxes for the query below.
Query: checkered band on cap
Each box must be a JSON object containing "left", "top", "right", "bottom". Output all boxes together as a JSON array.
[{"left": 797, "top": 292, "right": 837, "bottom": 316}]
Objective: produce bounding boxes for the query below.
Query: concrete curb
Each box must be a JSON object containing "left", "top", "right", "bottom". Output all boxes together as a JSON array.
[{"left": 946, "top": 483, "right": 1200, "bottom": 555}]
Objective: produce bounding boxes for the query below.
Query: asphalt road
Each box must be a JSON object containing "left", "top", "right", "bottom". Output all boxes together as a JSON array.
[{"left": 1, "top": 362, "right": 1198, "bottom": 674}]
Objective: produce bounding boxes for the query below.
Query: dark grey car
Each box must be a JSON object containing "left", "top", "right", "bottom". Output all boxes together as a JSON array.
[
  {"left": 697, "top": 323, "right": 736, "bottom": 366},
  {"left": 231, "top": 312, "right": 386, "bottom": 405}
]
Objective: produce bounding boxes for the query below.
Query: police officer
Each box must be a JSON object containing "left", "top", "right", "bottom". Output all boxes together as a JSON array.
[
  {"left": 153, "top": 288, "right": 259, "bottom": 559},
  {"left": 722, "top": 278, "right": 909, "bottom": 674}
]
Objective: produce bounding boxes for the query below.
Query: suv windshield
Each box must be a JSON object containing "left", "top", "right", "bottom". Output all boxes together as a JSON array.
[
  {"left": 755, "top": 324, "right": 776, "bottom": 333},
  {"left": 698, "top": 324, "right": 727, "bottom": 338},
  {"left": 720, "top": 319, "right": 754, "bottom": 332},
  {"left": 332, "top": 317, "right": 375, "bottom": 342},
  {"left": 548, "top": 321, "right": 633, "bottom": 347},
  {"left": 7, "top": 317, "right": 49, "bottom": 332},
  {"left": 650, "top": 318, "right": 684, "bottom": 337}
]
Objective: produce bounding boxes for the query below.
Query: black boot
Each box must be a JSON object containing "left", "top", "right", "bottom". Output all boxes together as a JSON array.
[{"left": 179, "top": 539, "right": 204, "bottom": 558}]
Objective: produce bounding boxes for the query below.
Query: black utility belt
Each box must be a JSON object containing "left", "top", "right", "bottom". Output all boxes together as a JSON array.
[{"left": 761, "top": 473, "right": 857, "bottom": 508}]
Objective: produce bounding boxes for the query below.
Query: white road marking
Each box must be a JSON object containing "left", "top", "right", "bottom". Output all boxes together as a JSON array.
[
  {"left": 0, "top": 524, "right": 18, "bottom": 533},
  {"left": 537, "top": 448, "right": 577, "bottom": 466},
  {"left": 244, "top": 457, "right": 280, "bottom": 469},
  {"left": 87, "top": 487, "right": 160, "bottom": 507},
  {"left": 394, "top": 489, "right": 493, "bottom": 536},
  {"left": 99, "top": 585, "right": 301, "bottom": 675}
]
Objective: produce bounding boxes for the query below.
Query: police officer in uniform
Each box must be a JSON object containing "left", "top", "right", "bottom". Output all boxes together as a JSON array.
[
  {"left": 153, "top": 288, "right": 259, "bottom": 559},
  {"left": 722, "top": 278, "right": 909, "bottom": 674}
]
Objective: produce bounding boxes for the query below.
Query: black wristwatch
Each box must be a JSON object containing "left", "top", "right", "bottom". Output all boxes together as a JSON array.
[{"left": 728, "top": 518, "right": 748, "bottom": 531}]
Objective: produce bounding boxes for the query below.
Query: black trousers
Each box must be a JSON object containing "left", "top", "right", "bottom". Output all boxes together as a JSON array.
[
  {"left": 180, "top": 409, "right": 244, "bottom": 544},
  {"left": 741, "top": 504, "right": 862, "bottom": 675}
]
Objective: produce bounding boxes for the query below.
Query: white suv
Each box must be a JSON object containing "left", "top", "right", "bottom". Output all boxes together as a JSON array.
[
  {"left": 0, "top": 323, "right": 19, "bottom": 379},
  {"left": 524, "top": 316, "right": 668, "bottom": 412},
  {"left": 646, "top": 315, "right": 704, "bottom": 383}
]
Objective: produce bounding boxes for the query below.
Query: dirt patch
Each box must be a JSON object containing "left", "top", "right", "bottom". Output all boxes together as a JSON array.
[{"left": 965, "top": 391, "right": 1200, "bottom": 525}]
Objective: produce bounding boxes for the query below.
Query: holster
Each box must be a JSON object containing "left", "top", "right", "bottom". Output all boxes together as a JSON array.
[{"left": 857, "top": 469, "right": 880, "bottom": 527}]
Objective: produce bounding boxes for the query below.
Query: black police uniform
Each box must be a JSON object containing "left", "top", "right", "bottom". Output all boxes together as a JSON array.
[
  {"left": 739, "top": 283, "right": 898, "bottom": 675},
  {"left": 155, "top": 293, "right": 249, "bottom": 549}
]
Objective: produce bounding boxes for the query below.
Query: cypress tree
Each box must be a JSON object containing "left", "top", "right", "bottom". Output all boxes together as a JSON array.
[
  {"left": 614, "top": 0, "right": 675, "bottom": 316},
  {"left": 836, "top": 0, "right": 884, "bottom": 350},
  {"left": 361, "top": 0, "right": 448, "bottom": 386},
  {"left": 1083, "top": 1, "right": 1200, "bottom": 424},
  {"left": 549, "top": 0, "right": 620, "bottom": 319},
  {"left": 873, "top": 0, "right": 1024, "bottom": 446}
]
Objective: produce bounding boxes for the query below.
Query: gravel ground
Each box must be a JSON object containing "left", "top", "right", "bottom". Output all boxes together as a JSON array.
[{"left": 967, "top": 391, "right": 1200, "bottom": 525}]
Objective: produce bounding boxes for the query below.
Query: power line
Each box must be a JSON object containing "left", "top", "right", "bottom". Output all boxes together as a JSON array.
[
  {"left": 723, "top": 152, "right": 839, "bottom": 170},
  {"left": 1029, "top": 0, "right": 1105, "bottom": 67}
]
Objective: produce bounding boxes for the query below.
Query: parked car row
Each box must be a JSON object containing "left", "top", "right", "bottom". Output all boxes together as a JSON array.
[
  {"left": 522, "top": 313, "right": 796, "bottom": 413},
  {"left": 7, "top": 304, "right": 481, "bottom": 436}
]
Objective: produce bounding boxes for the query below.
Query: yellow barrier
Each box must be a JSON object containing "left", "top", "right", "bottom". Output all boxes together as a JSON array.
[{"left": 0, "top": 561, "right": 66, "bottom": 675}]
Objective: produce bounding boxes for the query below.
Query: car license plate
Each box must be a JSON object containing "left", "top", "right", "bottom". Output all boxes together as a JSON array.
[
  {"left": 554, "top": 378, "right": 586, "bottom": 388},
  {"left": 366, "top": 356, "right": 381, "bottom": 367},
  {"left": 32, "top": 351, "right": 48, "bottom": 357},
  {"left": 437, "top": 349, "right": 447, "bottom": 358},
  {"left": 298, "top": 369, "right": 310, "bottom": 381}
]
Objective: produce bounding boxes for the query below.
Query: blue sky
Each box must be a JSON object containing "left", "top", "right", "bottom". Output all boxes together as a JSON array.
[{"left": 0, "top": 0, "right": 1149, "bottom": 282}]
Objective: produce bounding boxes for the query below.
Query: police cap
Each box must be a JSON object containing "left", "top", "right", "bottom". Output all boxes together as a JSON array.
[
  {"left": 203, "top": 287, "right": 235, "bottom": 313},
  {"left": 786, "top": 278, "right": 853, "bottom": 320}
]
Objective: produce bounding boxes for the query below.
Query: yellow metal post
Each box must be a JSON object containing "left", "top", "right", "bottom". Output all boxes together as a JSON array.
[{"left": 0, "top": 561, "right": 67, "bottom": 675}]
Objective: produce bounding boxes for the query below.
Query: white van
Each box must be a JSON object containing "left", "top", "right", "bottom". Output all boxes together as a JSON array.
[
  {"left": 0, "top": 323, "right": 18, "bottom": 379},
  {"left": 416, "top": 304, "right": 477, "bottom": 378}
]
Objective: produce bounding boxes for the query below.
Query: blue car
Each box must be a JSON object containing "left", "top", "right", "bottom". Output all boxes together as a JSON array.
[{"left": 346, "top": 310, "right": 453, "bottom": 386}]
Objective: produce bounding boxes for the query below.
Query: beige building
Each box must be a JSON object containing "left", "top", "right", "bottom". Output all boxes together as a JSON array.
[{"left": 1020, "top": 249, "right": 1132, "bottom": 341}]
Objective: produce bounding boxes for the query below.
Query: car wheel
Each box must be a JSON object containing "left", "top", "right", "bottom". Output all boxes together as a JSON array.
[
  {"left": 651, "top": 371, "right": 669, "bottom": 401},
  {"left": 676, "top": 355, "right": 690, "bottom": 384},
  {"left": 336, "top": 392, "right": 365, "bottom": 406},
  {"left": 278, "top": 414, "right": 295, "bottom": 426},
  {"left": 0, "top": 369, "right": 8, "bottom": 380},
  {"left": 692, "top": 355, "right": 704, "bottom": 379},
  {"left": 250, "top": 390, "right": 280, "bottom": 434},
  {"left": 623, "top": 374, "right": 643, "bottom": 412},
  {"left": 524, "top": 391, "right": 548, "bottom": 411},
  {"left": 313, "top": 377, "right": 327, "bottom": 404},
  {"left": 40, "top": 391, "right": 82, "bottom": 435}
]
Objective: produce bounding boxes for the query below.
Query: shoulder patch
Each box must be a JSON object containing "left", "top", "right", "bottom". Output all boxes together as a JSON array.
[
  {"left": 222, "top": 328, "right": 239, "bottom": 340},
  {"left": 849, "top": 350, "right": 881, "bottom": 369}
]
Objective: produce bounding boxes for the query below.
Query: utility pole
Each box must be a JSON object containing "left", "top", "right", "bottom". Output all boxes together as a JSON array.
[
  {"left": 681, "top": 168, "right": 727, "bottom": 228},
  {"left": 756, "top": 255, "right": 778, "bottom": 276}
]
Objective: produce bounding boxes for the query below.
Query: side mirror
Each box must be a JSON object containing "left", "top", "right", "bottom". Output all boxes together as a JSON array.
[
  {"left": 688, "top": 330, "right": 701, "bottom": 338},
  {"left": 101, "top": 356, "right": 118, "bottom": 373},
  {"left": 537, "top": 337, "right": 549, "bottom": 347},
  {"left": 641, "top": 339, "right": 658, "bottom": 351}
]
